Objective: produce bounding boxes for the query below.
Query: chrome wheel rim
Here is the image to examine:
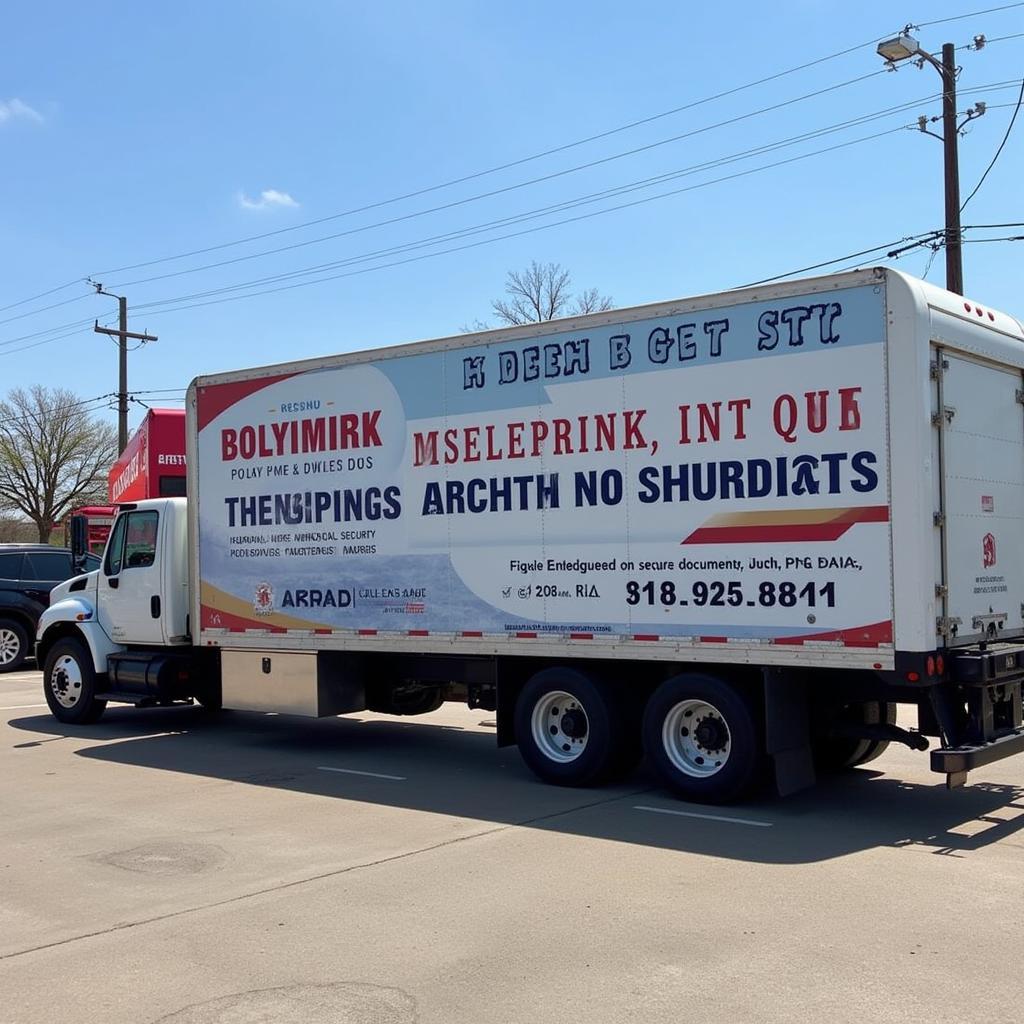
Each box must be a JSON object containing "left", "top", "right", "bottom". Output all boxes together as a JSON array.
[
  {"left": 531, "top": 690, "right": 589, "bottom": 763},
  {"left": 0, "top": 627, "right": 22, "bottom": 666},
  {"left": 50, "top": 654, "right": 84, "bottom": 709},
  {"left": 662, "top": 699, "right": 731, "bottom": 778}
]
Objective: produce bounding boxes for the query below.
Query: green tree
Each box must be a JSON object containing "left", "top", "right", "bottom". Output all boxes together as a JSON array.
[{"left": 0, "top": 386, "right": 117, "bottom": 542}]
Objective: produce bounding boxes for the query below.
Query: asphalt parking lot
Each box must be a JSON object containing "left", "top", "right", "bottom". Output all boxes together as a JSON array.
[{"left": 3, "top": 668, "right": 1024, "bottom": 1024}]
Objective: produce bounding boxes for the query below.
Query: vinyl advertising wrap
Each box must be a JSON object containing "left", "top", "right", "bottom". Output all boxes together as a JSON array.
[{"left": 196, "top": 283, "right": 893, "bottom": 646}]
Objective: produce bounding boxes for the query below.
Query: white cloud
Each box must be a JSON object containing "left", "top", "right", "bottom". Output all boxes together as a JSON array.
[
  {"left": 238, "top": 188, "right": 299, "bottom": 211},
  {"left": 0, "top": 99, "right": 44, "bottom": 125}
]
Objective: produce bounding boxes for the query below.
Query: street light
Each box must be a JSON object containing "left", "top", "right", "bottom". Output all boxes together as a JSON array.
[{"left": 877, "top": 32, "right": 967, "bottom": 294}]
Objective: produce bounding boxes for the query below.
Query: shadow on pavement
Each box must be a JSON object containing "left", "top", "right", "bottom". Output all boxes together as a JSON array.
[{"left": 8, "top": 705, "right": 1024, "bottom": 865}]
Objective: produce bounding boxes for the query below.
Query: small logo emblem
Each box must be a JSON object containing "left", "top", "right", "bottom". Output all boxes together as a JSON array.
[
  {"left": 253, "top": 581, "right": 275, "bottom": 615},
  {"left": 983, "top": 533, "right": 997, "bottom": 568}
]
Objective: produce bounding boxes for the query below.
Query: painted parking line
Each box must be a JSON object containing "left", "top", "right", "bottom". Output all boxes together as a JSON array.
[
  {"left": 634, "top": 804, "right": 773, "bottom": 828},
  {"left": 317, "top": 766, "right": 407, "bottom": 781},
  {"left": 0, "top": 703, "right": 48, "bottom": 710}
]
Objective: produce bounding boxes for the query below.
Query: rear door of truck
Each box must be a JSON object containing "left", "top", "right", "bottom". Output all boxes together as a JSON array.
[{"left": 936, "top": 350, "right": 1024, "bottom": 644}]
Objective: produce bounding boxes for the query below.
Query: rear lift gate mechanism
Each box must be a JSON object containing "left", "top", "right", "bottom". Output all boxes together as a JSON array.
[{"left": 930, "top": 642, "right": 1024, "bottom": 787}]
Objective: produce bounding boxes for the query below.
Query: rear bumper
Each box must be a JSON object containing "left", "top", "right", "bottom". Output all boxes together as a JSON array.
[{"left": 931, "top": 727, "right": 1024, "bottom": 774}]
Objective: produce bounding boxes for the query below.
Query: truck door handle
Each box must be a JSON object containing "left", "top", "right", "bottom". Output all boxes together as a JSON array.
[
  {"left": 109, "top": 577, "right": 119, "bottom": 590},
  {"left": 151, "top": 595, "right": 161, "bottom": 618}
]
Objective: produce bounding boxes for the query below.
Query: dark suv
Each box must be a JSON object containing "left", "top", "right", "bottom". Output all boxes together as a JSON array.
[{"left": 0, "top": 545, "right": 100, "bottom": 672}]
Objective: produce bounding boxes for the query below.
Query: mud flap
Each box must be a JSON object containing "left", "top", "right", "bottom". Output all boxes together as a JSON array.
[{"left": 764, "top": 669, "right": 816, "bottom": 796}]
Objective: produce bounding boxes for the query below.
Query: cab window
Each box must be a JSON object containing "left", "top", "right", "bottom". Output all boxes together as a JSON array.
[
  {"left": 104, "top": 515, "right": 127, "bottom": 576},
  {"left": 123, "top": 511, "right": 159, "bottom": 569}
]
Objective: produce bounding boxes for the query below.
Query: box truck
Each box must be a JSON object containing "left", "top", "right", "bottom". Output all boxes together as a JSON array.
[
  {"left": 67, "top": 409, "right": 186, "bottom": 554},
  {"left": 38, "top": 268, "right": 1024, "bottom": 802}
]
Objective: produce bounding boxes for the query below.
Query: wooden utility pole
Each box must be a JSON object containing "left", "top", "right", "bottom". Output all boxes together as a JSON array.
[
  {"left": 939, "top": 42, "right": 964, "bottom": 296},
  {"left": 90, "top": 284, "right": 157, "bottom": 453}
]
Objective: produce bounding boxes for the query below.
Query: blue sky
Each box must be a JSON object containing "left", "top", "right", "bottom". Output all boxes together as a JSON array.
[{"left": 2, "top": 1, "right": 1022, "bottom": 433}]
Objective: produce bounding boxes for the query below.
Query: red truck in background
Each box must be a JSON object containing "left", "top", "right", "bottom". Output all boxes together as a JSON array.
[{"left": 71, "top": 410, "right": 186, "bottom": 554}]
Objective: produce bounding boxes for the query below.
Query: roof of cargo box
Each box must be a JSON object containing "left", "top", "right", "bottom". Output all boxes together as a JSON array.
[
  {"left": 899, "top": 270, "right": 1024, "bottom": 343},
  {"left": 186, "top": 267, "right": 1023, "bottom": 394}
]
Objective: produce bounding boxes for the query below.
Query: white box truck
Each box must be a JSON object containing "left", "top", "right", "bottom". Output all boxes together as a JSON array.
[{"left": 39, "top": 267, "right": 1024, "bottom": 802}]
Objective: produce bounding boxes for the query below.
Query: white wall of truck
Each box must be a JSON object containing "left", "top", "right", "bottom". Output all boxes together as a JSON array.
[{"left": 188, "top": 268, "right": 1024, "bottom": 667}]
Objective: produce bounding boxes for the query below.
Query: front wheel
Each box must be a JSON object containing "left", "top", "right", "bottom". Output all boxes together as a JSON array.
[
  {"left": 643, "top": 673, "right": 762, "bottom": 803},
  {"left": 43, "top": 638, "right": 107, "bottom": 724}
]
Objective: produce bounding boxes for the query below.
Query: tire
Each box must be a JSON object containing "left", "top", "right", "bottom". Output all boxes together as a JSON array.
[
  {"left": 853, "top": 702, "right": 897, "bottom": 766},
  {"left": 0, "top": 618, "right": 29, "bottom": 673},
  {"left": 196, "top": 691, "right": 223, "bottom": 712},
  {"left": 813, "top": 701, "right": 896, "bottom": 772},
  {"left": 514, "top": 668, "right": 631, "bottom": 787},
  {"left": 43, "top": 638, "right": 107, "bottom": 724},
  {"left": 642, "top": 673, "right": 762, "bottom": 804}
]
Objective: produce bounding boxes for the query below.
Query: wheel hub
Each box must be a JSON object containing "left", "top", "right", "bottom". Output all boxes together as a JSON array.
[
  {"left": 559, "top": 709, "right": 588, "bottom": 740},
  {"left": 531, "top": 690, "right": 591, "bottom": 763},
  {"left": 694, "top": 714, "right": 728, "bottom": 753},
  {"left": 661, "top": 698, "right": 732, "bottom": 778},
  {"left": 50, "top": 654, "right": 83, "bottom": 709}
]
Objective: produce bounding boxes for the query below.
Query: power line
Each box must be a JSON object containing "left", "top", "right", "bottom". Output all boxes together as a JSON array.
[
  {"left": 0, "top": 325, "right": 97, "bottom": 358},
  {"left": 736, "top": 230, "right": 944, "bottom": 287},
  {"left": 119, "top": 126, "right": 918, "bottom": 322},
  {"left": 0, "top": 310, "right": 120, "bottom": 351},
  {"left": 68, "top": 99, "right": 1024, "bottom": 328},
  {"left": 5, "top": 93, "right": 942, "bottom": 348},
  {"left": 6, "top": 15, "right": 1020, "bottom": 318},
  {"left": 0, "top": 279, "right": 85, "bottom": 316},
  {"left": 108, "top": 68, "right": 895, "bottom": 291},
  {"left": 3, "top": 105, "right": 1016, "bottom": 362},
  {"left": 116, "top": 87, "right": 1019, "bottom": 316},
  {"left": 0, "top": 393, "right": 118, "bottom": 431},
  {"left": 118, "top": 82, "right": 1017, "bottom": 318},
  {"left": 961, "top": 78, "right": 1024, "bottom": 211},
  {"left": 917, "top": 2, "right": 1024, "bottom": 27},
  {"left": 0, "top": 288, "right": 95, "bottom": 329},
  {"left": 91, "top": 33, "right": 901, "bottom": 279},
  {"left": 125, "top": 99, "right": 940, "bottom": 312}
]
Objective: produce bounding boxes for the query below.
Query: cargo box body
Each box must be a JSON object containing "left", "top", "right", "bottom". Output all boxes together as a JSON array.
[{"left": 187, "top": 268, "right": 1024, "bottom": 672}]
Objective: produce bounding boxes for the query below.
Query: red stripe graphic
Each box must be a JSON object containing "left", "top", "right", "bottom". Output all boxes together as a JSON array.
[
  {"left": 771, "top": 620, "right": 892, "bottom": 646},
  {"left": 196, "top": 373, "right": 296, "bottom": 431},
  {"left": 682, "top": 505, "right": 889, "bottom": 545}
]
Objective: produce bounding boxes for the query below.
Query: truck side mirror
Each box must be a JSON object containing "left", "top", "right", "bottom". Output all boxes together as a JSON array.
[{"left": 70, "top": 514, "right": 88, "bottom": 572}]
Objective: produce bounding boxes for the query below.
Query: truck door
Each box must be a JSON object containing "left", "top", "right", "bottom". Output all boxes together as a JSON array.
[
  {"left": 937, "top": 351, "right": 1024, "bottom": 644},
  {"left": 96, "top": 509, "right": 166, "bottom": 646}
]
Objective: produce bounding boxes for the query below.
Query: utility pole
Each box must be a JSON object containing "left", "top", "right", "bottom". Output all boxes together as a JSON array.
[
  {"left": 939, "top": 42, "right": 963, "bottom": 296},
  {"left": 877, "top": 31, "right": 986, "bottom": 296},
  {"left": 89, "top": 282, "right": 157, "bottom": 453}
]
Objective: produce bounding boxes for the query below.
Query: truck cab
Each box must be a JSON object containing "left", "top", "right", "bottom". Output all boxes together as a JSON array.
[{"left": 36, "top": 499, "right": 202, "bottom": 722}]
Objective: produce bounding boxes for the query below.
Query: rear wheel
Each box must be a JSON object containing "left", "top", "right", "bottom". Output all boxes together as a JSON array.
[
  {"left": 643, "top": 673, "right": 762, "bottom": 803},
  {"left": 43, "top": 638, "right": 107, "bottom": 724},
  {"left": 813, "top": 700, "right": 896, "bottom": 772},
  {"left": 0, "top": 618, "right": 29, "bottom": 673},
  {"left": 514, "top": 668, "right": 632, "bottom": 786}
]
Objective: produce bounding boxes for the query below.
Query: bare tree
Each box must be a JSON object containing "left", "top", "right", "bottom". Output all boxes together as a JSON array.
[
  {"left": 488, "top": 261, "right": 613, "bottom": 327},
  {"left": 0, "top": 517, "right": 36, "bottom": 543},
  {"left": 0, "top": 386, "right": 117, "bottom": 543}
]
